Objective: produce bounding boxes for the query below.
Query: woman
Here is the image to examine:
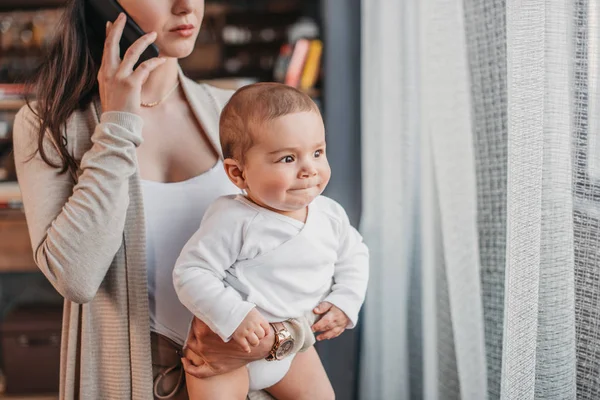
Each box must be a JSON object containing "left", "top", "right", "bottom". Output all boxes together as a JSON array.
[{"left": 13, "top": 0, "right": 313, "bottom": 398}]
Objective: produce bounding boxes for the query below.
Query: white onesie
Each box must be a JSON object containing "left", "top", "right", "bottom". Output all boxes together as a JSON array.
[{"left": 173, "top": 194, "right": 369, "bottom": 390}]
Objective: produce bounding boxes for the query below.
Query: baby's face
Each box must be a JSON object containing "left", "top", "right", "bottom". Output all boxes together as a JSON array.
[{"left": 242, "top": 111, "right": 331, "bottom": 213}]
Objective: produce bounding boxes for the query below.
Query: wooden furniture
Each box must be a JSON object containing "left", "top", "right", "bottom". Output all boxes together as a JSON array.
[
  {"left": 0, "top": 395, "right": 57, "bottom": 400},
  {"left": 0, "top": 0, "right": 64, "bottom": 11},
  {"left": 0, "top": 209, "right": 36, "bottom": 273},
  {"left": 1, "top": 305, "right": 62, "bottom": 394}
]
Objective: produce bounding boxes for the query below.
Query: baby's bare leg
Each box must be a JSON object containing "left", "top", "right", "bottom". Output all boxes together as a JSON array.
[
  {"left": 185, "top": 367, "right": 249, "bottom": 400},
  {"left": 265, "top": 347, "right": 335, "bottom": 400}
]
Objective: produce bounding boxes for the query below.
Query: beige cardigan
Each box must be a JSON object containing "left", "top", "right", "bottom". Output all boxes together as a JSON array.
[{"left": 13, "top": 71, "right": 310, "bottom": 399}]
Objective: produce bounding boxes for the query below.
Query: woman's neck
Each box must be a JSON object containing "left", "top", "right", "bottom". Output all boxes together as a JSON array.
[{"left": 140, "top": 58, "right": 180, "bottom": 105}]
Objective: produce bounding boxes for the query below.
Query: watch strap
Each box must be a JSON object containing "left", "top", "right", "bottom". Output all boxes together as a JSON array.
[
  {"left": 271, "top": 322, "right": 286, "bottom": 334},
  {"left": 266, "top": 322, "right": 285, "bottom": 361}
]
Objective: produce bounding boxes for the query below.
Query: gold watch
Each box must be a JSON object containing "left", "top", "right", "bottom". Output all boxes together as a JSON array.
[{"left": 266, "top": 322, "right": 295, "bottom": 361}]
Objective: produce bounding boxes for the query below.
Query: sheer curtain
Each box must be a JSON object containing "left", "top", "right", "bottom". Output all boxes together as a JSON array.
[
  {"left": 360, "top": 0, "right": 600, "bottom": 399},
  {"left": 359, "top": 0, "right": 487, "bottom": 399}
]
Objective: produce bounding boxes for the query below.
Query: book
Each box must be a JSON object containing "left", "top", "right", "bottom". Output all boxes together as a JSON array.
[
  {"left": 300, "top": 39, "right": 323, "bottom": 91},
  {"left": 273, "top": 43, "right": 293, "bottom": 83},
  {"left": 284, "top": 39, "right": 310, "bottom": 88},
  {"left": 0, "top": 84, "right": 31, "bottom": 99}
]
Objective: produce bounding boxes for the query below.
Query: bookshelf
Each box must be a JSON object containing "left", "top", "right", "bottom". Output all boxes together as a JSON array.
[
  {"left": 0, "top": 0, "right": 325, "bottom": 216},
  {"left": 0, "top": 0, "right": 64, "bottom": 11}
]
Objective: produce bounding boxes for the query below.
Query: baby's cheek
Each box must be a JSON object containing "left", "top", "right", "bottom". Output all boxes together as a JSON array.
[
  {"left": 320, "top": 165, "right": 332, "bottom": 185},
  {"left": 264, "top": 175, "right": 290, "bottom": 194}
]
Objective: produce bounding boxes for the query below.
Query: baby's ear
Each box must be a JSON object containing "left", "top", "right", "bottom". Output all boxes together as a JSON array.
[{"left": 223, "top": 158, "right": 247, "bottom": 190}]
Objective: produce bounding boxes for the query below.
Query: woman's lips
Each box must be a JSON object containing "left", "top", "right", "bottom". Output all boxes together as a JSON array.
[{"left": 170, "top": 25, "right": 195, "bottom": 38}]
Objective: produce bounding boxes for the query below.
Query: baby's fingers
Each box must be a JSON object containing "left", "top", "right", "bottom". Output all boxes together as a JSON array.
[
  {"left": 312, "top": 314, "right": 334, "bottom": 332},
  {"left": 316, "top": 327, "right": 344, "bottom": 341},
  {"left": 255, "top": 323, "right": 269, "bottom": 340},
  {"left": 313, "top": 301, "right": 333, "bottom": 315},
  {"left": 247, "top": 332, "right": 260, "bottom": 347}
]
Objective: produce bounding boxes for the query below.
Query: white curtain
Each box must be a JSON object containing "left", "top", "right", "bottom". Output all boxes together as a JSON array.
[
  {"left": 360, "top": 0, "right": 600, "bottom": 399},
  {"left": 359, "top": 0, "right": 487, "bottom": 399},
  {"left": 501, "top": 0, "right": 576, "bottom": 398}
]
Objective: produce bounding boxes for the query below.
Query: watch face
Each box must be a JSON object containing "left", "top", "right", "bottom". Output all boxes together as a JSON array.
[{"left": 277, "top": 340, "right": 294, "bottom": 358}]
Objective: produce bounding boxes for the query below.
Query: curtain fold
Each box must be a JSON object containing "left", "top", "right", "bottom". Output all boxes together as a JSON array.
[
  {"left": 502, "top": 0, "right": 577, "bottom": 398},
  {"left": 419, "top": 0, "right": 488, "bottom": 397},
  {"left": 359, "top": 0, "right": 416, "bottom": 398},
  {"left": 463, "top": 1, "right": 509, "bottom": 397},
  {"left": 360, "top": 0, "right": 487, "bottom": 399}
]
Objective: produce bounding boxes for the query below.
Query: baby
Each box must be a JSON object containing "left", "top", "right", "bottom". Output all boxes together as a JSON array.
[{"left": 173, "top": 82, "right": 369, "bottom": 399}]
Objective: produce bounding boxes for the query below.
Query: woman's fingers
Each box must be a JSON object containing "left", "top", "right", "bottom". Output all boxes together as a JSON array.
[
  {"left": 130, "top": 57, "right": 166, "bottom": 86},
  {"left": 181, "top": 356, "right": 217, "bottom": 379},
  {"left": 118, "top": 31, "right": 158, "bottom": 75},
  {"left": 182, "top": 344, "right": 204, "bottom": 367},
  {"left": 101, "top": 13, "right": 126, "bottom": 74},
  {"left": 235, "top": 337, "right": 251, "bottom": 353}
]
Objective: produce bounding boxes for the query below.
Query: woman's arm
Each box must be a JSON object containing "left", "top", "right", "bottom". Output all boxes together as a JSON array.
[
  {"left": 13, "top": 107, "right": 143, "bottom": 304},
  {"left": 13, "top": 14, "right": 166, "bottom": 304}
]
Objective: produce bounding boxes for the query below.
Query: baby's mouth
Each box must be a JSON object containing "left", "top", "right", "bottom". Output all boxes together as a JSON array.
[{"left": 290, "top": 186, "right": 316, "bottom": 191}]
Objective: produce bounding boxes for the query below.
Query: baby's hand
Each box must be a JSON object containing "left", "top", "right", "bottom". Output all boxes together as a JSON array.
[
  {"left": 311, "top": 301, "right": 350, "bottom": 341},
  {"left": 232, "top": 308, "right": 271, "bottom": 353}
]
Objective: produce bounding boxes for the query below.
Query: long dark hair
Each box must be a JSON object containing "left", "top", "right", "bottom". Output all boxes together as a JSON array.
[{"left": 26, "top": 0, "right": 104, "bottom": 174}]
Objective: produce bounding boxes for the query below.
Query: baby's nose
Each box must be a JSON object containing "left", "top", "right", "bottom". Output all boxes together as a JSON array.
[{"left": 299, "top": 166, "right": 317, "bottom": 177}]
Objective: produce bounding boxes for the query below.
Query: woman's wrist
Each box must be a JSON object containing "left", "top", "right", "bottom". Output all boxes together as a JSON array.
[
  {"left": 96, "top": 111, "right": 144, "bottom": 146},
  {"left": 100, "top": 111, "right": 144, "bottom": 131}
]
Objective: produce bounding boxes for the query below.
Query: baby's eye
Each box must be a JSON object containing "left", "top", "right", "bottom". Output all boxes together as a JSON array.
[
  {"left": 279, "top": 155, "right": 295, "bottom": 163},
  {"left": 314, "top": 149, "right": 324, "bottom": 158}
]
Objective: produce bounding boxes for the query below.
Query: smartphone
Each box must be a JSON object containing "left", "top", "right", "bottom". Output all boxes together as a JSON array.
[{"left": 86, "top": 0, "right": 160, "bottom": 64}]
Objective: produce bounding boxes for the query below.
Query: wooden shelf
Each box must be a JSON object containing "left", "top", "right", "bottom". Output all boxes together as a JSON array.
[
  {"left": 187, "top": 68, "right": 273, "bottom": 82},
  {"left": 223, "top": 41, "right": 284, "bottom": 49},
  {"left": 0, "top": 99, "right": 26, "bottom": 111},
  {"left": 0, "top": 183, "right": 33, "bottom": 273},
  {"left": 0, "top": 208, "right": 37, "bottom": 273},
  {"left": 0, "top": 0, "right": 65, "bottom": 10}
]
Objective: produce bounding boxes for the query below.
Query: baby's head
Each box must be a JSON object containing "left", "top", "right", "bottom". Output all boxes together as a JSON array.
[{"left": 220, "top": 82, "right": 330, "bottom": 214}]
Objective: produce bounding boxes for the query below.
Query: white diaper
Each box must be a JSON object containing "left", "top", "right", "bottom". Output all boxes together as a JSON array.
[{"left": 246, "top": 354, "right": 296, "bottom": 391}]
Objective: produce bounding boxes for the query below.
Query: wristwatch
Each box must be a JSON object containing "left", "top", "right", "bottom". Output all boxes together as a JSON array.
[{"left": 266, "top": 322, "right": 295, "bottom": 361}]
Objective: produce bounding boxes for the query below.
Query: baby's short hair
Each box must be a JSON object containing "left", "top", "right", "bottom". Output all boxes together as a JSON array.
[{"left": 219, "top": 82, "right": 320, "bottom": 162}]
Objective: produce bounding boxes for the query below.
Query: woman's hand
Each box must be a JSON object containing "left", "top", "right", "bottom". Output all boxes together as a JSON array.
[
  {"left": 98, "top": 13, "right": 166, "bottom": 114},
  {"left": 181, "top": 316, "right": 275, "bottom": 379}
]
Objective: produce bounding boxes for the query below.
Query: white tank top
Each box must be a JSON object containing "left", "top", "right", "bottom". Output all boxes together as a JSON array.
[{"left": 141, "top": 160, "right": 241, "bottom": 344}]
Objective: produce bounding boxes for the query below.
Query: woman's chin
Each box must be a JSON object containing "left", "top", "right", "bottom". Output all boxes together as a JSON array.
[{"left": 157, "top": 44, "right": 196, "bottom": 60}]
